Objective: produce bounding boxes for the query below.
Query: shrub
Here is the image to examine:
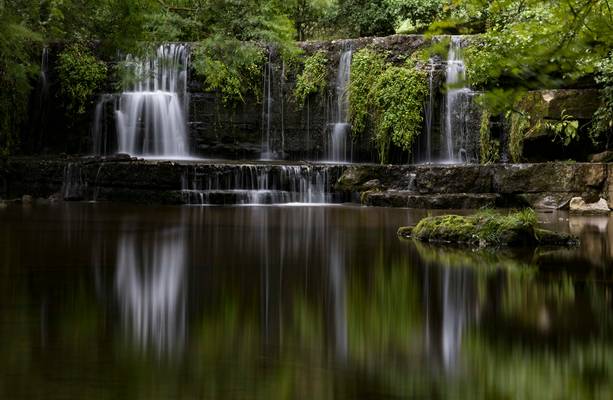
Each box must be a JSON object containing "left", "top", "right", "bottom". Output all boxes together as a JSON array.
[
  {"left": 57, "top": 44, "right": 108, "bottom": 116},
  {"left": 294, "top": 51, "right": 329, "bottom": 106}
]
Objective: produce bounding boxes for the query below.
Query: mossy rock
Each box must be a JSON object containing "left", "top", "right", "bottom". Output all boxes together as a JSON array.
[{"left": 398, "top": 210, "right": 578, "bottom": 247}]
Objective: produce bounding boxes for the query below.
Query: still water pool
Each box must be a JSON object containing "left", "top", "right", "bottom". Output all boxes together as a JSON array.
[{"left": 0, "top": 203, "right": 612, "bottom": 399}]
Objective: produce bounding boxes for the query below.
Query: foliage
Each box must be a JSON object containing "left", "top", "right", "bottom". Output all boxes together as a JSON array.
[
  {"left": 0, "top": 2, "right": 41, "bottom": 154},
  {"left": 408, "top": 209, "right": 575, "bottom": 247},
  {"left": 590, "top": 54, "right": 613, "bottom": 147},
  {"left": 508, "top": 111, "right": 529, "bottom": 163},
  {"left": 328, "top": 0, "right": 396, "bottom": 37},
  {"left": 293, "top": 51, "right": 328, "bottom": 106},
  {"left": 348, "top": 48, "right": 427, "bottom": 164},
  {"left": 192, "top": 36, "right": 265, "bottom": 104},
  {"left": 479, "top": 110, "right": 499, "bottom": 164},
  {"left": 392, "top": 0, "right": 447, "bottom": 33},
  {"left": 282, "top": 0, "right": 333, "bottom": 41},
  {"left": 372, "top": 65, "right": 428, "bottom": 163},
  {"left": 186, "top": 0, "right": 300, "bottom": 105},
  {"left": 437, "top": 0, "right": 613, "bottom": 133},
  {"left": 546, "top": 111, "right": 579, "bottom": 146},
  {"left": 56, "top": 44, "right": 108, "bottom": 116},
  {"left": 348, "top": 49, "right": 386, "bottom": 136}
]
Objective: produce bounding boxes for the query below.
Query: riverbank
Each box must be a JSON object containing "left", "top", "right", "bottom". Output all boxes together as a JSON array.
[{"left": 1, "top": 157, "right": 612, "bottom": 210}]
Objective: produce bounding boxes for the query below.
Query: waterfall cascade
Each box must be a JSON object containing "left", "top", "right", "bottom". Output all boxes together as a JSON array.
[
  {"left": 328, "top": 48, "right": 352, "bottom": 162},
  {"left": 423, "top": 59, "right": 436, "bottom": 163},
  {"left": 93, "top": 44, "right": 190, "bottom": 158},
  {"left": 181, "top": 164, "right": 344, "bottom": 205},
  {"left": 444, "top": 36, "right": 474, "bottom": 163}
]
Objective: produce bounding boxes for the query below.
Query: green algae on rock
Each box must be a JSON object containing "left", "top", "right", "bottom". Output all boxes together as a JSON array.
[{"left": 397, "top": 209, "right": 578, "bottom": 247}]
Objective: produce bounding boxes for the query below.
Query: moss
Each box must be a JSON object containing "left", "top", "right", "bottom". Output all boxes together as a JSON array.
[
  {"left": 348, "top": 48, "right": 428, "bottom": 164},
  {"left": 294, "top": 51, "right": 328, "bottom": 106},
  {"left": 479, "top": 110, "right": 500, "bottom": 164},
  {"left": 399, "top": 209, "right": 577, "bottom": 247}
]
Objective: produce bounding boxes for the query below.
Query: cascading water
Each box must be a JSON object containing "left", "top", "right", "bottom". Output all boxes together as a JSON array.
[
  {"left": 181, "top": 164, "right": 345, "bottom": 205},
  {"left": 93, "top": 44, "right": 190, "bottom": 158},
  {"left": 30, "top": 47, "right": 50, "bottom": 149},
  {"left": 424, "top": 59, "right": 436, "bottom": 162},
  {"left": 328, "top": 48, "right": 352, "bottom": 162},
  {"left": 261, "top": 53, "right": 275, "bottom": 159},
  {"left": 444, "top": 36, "right": 473, "bottom": 163}
]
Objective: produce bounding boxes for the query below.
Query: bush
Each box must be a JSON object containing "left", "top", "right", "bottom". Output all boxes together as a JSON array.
[
  {"left": 294, "top": 51, "right": 329, "bottom": 106},
  {"left": 192, "top": 36, "right": 265, "bottom": 105},
  {"left": 57, "top": 44, "right": 108, "bottom": 116},
  {"left": 348, "top": 48, "right": 428, "bottom": 164}
]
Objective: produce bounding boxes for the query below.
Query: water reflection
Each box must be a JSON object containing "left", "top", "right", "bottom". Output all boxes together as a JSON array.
[
  {"left": 0, "top": 204, "right": 612, "bottom": 399},
  {"left": 115, "top": 227, "right": 187, "bottom": 356}
]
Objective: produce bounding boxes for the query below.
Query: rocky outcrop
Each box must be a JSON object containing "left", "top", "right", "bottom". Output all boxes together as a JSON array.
[
  {"left": 397, "top": 211, "right": 578, "bottom": 247},
  {"left": 2, "top": 157, "right": 612, "bottom": 209},
  {"left": 518, "top": 89, "right": 604, "bottom": 162},
  {"left": 341, "top": 162, "right": 612, "bottom": 209},
  {"left": 569, "top": 197, "right": 611, "bottom": 215}
]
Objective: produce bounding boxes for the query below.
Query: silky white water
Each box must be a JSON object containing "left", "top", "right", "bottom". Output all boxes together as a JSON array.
[{"left": 94, "top": 44, "right": 190, "bottom": 158}]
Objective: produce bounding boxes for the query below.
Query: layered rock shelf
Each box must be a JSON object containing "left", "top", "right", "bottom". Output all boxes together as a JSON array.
[{"left": 1, "top": 157, "right": 612, "bottom": 210}]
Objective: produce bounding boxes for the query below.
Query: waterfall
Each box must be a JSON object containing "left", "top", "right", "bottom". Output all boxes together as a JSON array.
[
  {"left": 62, "top": 162, "right": 87, "bottom": 201},
  {"left": 40, "top": 47, "right": 49, "bottom": 92},
  {"left": 424, "top": 59, "right": 436, "bottom": 163},
  {"left": 30, "top": 47, "right": 50, "bottom": 149},
  {"left": 261, "top": 52, "right": 275, "bottom": 159},
  {"left": 93, "top": 44, "right": 190, "bottom": 158},
  {"left": 181, "top": 164, "right": 344, "bottom": 205},
  {"left": 444, "top": 36, "right": 472, "bottom": 163},
  {"left": 328, "top": 48, "right": 352, "bottom": 162}
]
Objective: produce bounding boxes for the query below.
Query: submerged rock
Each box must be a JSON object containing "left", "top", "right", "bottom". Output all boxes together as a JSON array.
[
  {"left": 569, "top": 197, "right": 610, "bottom": 215},
  {"left": 398, "top": 210, "right": 578, "bottom": 247}
]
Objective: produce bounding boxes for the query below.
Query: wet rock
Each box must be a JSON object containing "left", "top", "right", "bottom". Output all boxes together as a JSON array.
[
  {"left": 569, "top": 197, "right": 610, "bottom": 215},
  {"left": 48, "top": 193, "right": 62, "bottom": 203},
  {"left": 363, "top": 191, "right": 500, "bottom": 209},
  {"left": 22, "top": 195, "right": 33, "bottom": 204},
  {"left": 398, "top": 210, "right": 578, "bottom": 247},
  {"left": 397, "top": 226, "right": 413, "bottom": 238},
  {"left": 0, "top": 200, "right": 7, "bottom": 209},
  {"left": 608, "top": 164, "right": 613, "bottom": 210},
  {"left": 519, "top": 89, "right": 601, "bottom": 121},
  {"left": 589, "top": 150, "right": 613, "bottom": 163},
  {"left": 362, "top": 179, "right": 381, "bottom": 190},
  {"left": 581, "top": 188, "right": 601, "bottom": 204}
]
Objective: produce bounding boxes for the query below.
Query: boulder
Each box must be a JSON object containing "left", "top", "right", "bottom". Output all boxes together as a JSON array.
[
  {"left": 589, "top": 150, "right": 613, "bottom": 163},
  {"left": 21, "top": 195, "right": 33, "bottom": 204},
  {"left": 519, "top": 89, "right": 601, "bottom": 121},
  {"left": 398, "top": 210, "right": 578, "bottom": 247},
  {"left": 569, "top": 197, "right": 610, "bottom": 215}
]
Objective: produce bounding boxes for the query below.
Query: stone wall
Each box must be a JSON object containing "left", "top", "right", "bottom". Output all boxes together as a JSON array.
[
  {"left": 2, "top": 157, "right": 611, "bottom": 211},
  {"left": 186, "top": 35, "right": 442, "bottom": 162}
]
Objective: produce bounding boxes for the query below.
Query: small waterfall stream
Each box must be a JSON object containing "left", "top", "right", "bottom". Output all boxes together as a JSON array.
[
  {"left": 424, "top": 59, "right": 436, "bottom": 162},
  {"left": 328, "top": 48, "right": 352, "bottom": 162},
  {"left": 93, "top": 44, "right": 190, "bottom": 158},
  {"left": 261, "top": 53, "right": 274, "bottom": 159},
  {"left": 444, "top": 36, "right": 473, "bottom": 163},
  {"left": 181, "top": 164, "right": 345, "bottom": 205}
]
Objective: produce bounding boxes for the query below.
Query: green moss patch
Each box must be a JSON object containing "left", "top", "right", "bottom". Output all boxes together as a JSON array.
[{"left": 398, "top": 209, "right": 578, "bottom": 247}]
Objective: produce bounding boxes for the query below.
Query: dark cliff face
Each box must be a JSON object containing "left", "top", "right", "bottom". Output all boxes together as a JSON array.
[
  {"left": 186, "top": 35, "right": 440, "bottom": 163},
  {"left": 21, "top": 35, "right": 440, "bottom": 162}
]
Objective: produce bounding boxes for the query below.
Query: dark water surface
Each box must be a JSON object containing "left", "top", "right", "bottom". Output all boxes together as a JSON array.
[{"left": 1, "top": 203, "right": 612, "bottom": 399}]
